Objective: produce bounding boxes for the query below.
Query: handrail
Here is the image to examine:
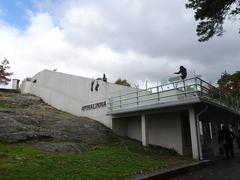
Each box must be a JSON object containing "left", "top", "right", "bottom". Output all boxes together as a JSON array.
[
  {"left": 110, "top": 90, "right": 199, "bottom": 109},
  {"left": 108, "top": 76, "right": 240, "bottom": 113},
  {"left": 110, "top": 83, "right": 197, "bottom": 104},
  {"left": 195, "top": 77, "right": 233, "bottom": 97},
  {"left": 111, "top": 76, "right": 198, "bottom": 99}
]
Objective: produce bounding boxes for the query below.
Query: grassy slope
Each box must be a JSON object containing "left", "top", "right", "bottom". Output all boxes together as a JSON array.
[{"left": 0, "top": 142, "right": 168, "bottom": 179}]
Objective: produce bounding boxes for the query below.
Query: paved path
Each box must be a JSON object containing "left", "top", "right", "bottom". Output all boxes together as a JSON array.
[{"left": 171, "top": 154, "right": 240, "bottom": 180}]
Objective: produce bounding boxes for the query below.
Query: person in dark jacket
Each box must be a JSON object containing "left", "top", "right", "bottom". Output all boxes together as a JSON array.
[
  {"left": 219, "top": 126, "right": 235, "bottom": 158},
  {"left": 174, "top": 66, "right": 187, "bottom": 80},
  {"left": 237, "top": 129, "right": 240, "bottom": 151}
]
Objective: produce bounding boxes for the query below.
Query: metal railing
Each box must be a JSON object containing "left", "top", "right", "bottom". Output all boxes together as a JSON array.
[{"left": 108, "top": 76, "right": 240, "bottom": 113}]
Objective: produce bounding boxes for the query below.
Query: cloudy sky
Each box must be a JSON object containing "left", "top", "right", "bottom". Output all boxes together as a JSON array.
[{"left": 0, "top": 0, "right": 239, "bottom": 88}]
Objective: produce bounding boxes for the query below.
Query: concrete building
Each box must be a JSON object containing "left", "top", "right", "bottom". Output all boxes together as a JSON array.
[
  {"left": 20, "top": 70, "right": 240, "bottom": 160},
  {"left": 12, "top": 79, "right": 20, "bottom": 89}
]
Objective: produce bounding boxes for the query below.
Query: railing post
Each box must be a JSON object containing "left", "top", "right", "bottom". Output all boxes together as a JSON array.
[
  {"left": 119, "top": 96, "right": 122, "bottom": 108},
  {"left": 194, "top": 77, "right": 197, "bottom": 91},
  {"left": 237, "top": 97, "right": 239, "bottom": 109},
  {"left": 219, "top": 90, "right": 221, "bottom": 104},
  {"left": 136, "top": 90, "right": 139, "bottom": 106},
  {"left": 236, "top": 98, "right": 238, "bottom": 109},
  {"left": 194, "top": 77, "right": 198, "bottom": 97},
  {"left": 183, "top": 80, "right": 186, "bottom": 97},
  {"left": 157, "top": 86, "right": 160, "bottom": 102},
  {"left": 234, "top": 98, "right": 237, "bottom": 110},
  {"left": 227, "top": 94, "right": 230, "bottom": 106},
  {"left": 200, "top": 79, "right": 203, "bottom": 95}
]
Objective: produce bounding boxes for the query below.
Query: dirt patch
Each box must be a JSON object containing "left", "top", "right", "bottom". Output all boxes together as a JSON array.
[
  {"left": 35, "top": 142, "right": 81, "bottom": 152},
  {"left": 0, "top": 168, "right": 10, "bottom": 178},
  {"left": 0, "top": 154, "right": 9, "bottom": 160}
]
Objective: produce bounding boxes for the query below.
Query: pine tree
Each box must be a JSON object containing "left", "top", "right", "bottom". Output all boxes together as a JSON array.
[
  {"left": 115, "top": 78, "right": 131, "bottom": 87},
  {"left": 186, "top": 0, "right": 240, "bottom": 42},
  {"left": 0, "top": 59, "right": 13, "bottom": 85}
]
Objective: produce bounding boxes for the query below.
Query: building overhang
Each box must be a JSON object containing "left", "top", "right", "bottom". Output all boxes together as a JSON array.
[
  {"left": 108, "top": 97, "right": 200, "bottom": 116},
  {"left": 199, "top": 97, "right": 240, "bottom": 116}
]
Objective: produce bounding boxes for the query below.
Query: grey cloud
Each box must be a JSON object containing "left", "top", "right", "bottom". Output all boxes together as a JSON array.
[
  {"left": 2, "top": 0, "right": 240, "bottom": 86},
  {"left": 52, "top": 2, "right": 239, "bottom": 59}
]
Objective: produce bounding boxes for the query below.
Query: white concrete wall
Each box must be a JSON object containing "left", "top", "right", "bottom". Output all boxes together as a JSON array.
[
  {"left": 112, "top": 118, "right": 128, "bottom": 136},
  {"left": 127, "top": 116, "right": 142, "bottom": 141},
  {"left": 20, "top": 70, "right": 135, "bottom": 128},
  {"left": 113, "top": 112, "right": 184, "bottom": 155},
  {"left": 12, "top": 79, "right": 20, "bottom": 89},
  {"left": 20, "top": 81, "right": 32, "bottom": 94},
  {"left": 148, "top": 112, "right": 183, "bottom": 155}
]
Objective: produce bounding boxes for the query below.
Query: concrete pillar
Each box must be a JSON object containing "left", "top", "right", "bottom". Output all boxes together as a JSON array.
[
  {"left": 189, "top": 107, "right": 201, "bottom": 160},
  {"left": 141, "top": 114, "right": 149, "bottom": 146}
]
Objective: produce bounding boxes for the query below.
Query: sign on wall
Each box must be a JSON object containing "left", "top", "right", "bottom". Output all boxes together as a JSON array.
[{"left": 81, "top": 101, "right": 107, "bottom": 111}]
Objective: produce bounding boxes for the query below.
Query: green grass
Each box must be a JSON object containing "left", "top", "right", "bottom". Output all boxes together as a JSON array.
[
  {"left": 32, "top": 107, "right": 77, "bottom": 118},
  {"left": 0, "top": 101, "right": 13, "bottom": 108},
  {"left": 121, "top": 139, "right": 178, "bottom": 156},
  {"left": 0, "top": 142, "right": 167, "bottom": 179},
  {"left": 0, "top": 91, "right": 15, "bottom": 97},
  {"left": 0, "top": 101, "right": 30, "bottom": 109}
]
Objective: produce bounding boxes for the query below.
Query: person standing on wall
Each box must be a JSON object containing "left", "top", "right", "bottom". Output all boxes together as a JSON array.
[{"left": 174, "top": 66, "right": 187, "bottom": 80}]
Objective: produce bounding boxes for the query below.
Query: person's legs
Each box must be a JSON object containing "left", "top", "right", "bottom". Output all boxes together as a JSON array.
[
  {"left": 229, "top": 142, "right": 234, "bottom": 158},
  {"left": 224, "top": 144, "right": 229, "bottom": 158}
]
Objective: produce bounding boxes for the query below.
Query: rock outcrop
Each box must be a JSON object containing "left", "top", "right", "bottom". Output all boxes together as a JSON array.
[{"left": 0, "top": 91, "right": 119, "bottom": 151}]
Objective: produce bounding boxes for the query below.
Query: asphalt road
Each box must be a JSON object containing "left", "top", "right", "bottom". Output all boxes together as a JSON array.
[{"left": 171, "top": 153, "right": 240, "bottom": 180}]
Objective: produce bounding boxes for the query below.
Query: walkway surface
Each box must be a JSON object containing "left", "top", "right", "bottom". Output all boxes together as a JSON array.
[{"left": 171, "top": 153, "right": 240, "bottom": 180}]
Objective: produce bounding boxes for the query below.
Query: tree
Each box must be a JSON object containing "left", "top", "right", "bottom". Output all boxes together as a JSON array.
[
  {"left": 115, "top": 78, "right": 131, "bottom": 87},
  {"left": 217, "top": 71, "right": 240, "bottom": 97},
  {"left": 186, "top": 0, "right": 240, "bottom": 42},
  {"left": 0, "top": 59, "right": 13, "bottom": 85}
]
